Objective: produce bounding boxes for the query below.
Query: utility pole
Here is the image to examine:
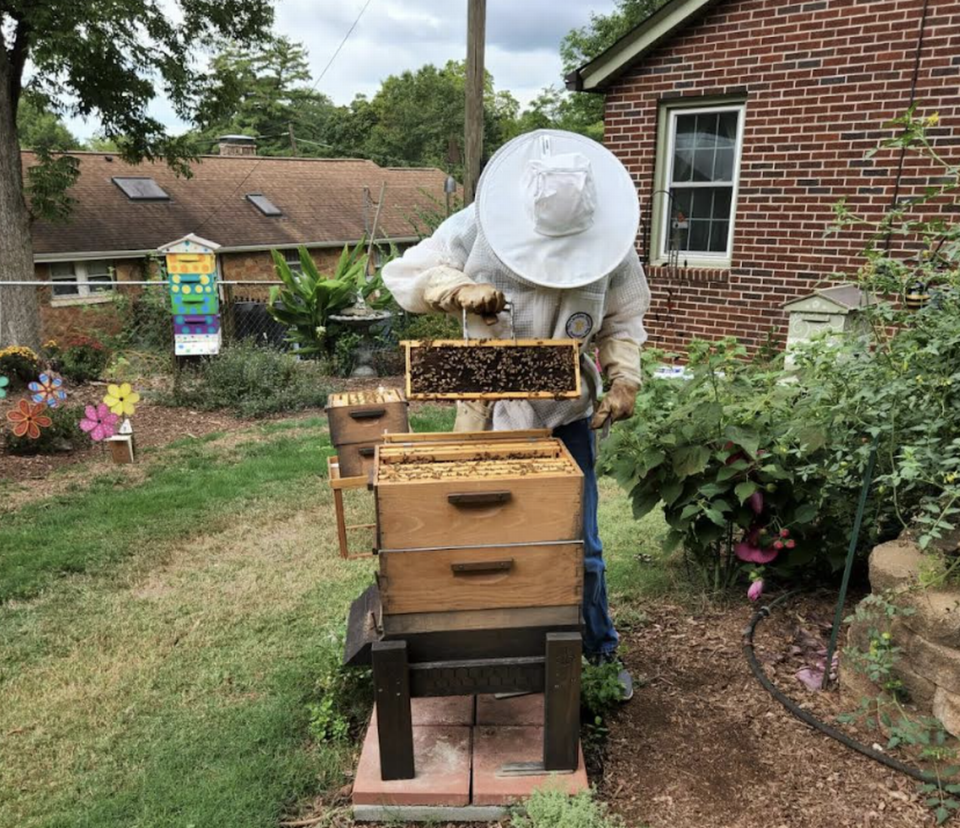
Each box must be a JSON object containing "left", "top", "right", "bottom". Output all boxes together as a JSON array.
[
  {"left": 288, "top": 122, "right": 299, "bottom": 156},
  {"left": 464, "top": 0, "right": 486, "bottom": 205}
]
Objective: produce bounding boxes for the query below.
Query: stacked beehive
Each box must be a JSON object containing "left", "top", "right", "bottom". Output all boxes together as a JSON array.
[
  {"left": 326, "top": 389, "right": 409, "bottom": 479},
  {"left": 159, "top": 235, "right": 223, "bottom": 357}
]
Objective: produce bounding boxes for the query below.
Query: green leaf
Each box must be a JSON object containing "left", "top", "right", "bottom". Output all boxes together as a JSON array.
[
  {"left": 661, "top": 480, "right": 683, "bottom": 506},
  {"left": 793, "top": 503, "right": 818, "bottom": 524},
  {"left": 735, "top": 481, "right": 759, "bottom": 504},
  {"left": 672, "top": 445, "right": 711, "bottom": 479}
]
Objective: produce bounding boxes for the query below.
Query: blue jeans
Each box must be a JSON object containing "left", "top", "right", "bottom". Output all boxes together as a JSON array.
[{"left": 554, "top": 419, "right": 619, "bottom": 657}]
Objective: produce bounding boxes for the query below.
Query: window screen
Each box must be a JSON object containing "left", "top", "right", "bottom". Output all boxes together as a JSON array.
[
  {"left": 246, "top": 193, "right": 282, "bottom": 216},
  {"left": 112, "top": 177, "right": 170, "bottom": 200},
  {"left": 85, "top": 259, "right": 114, "bottom": 293}
]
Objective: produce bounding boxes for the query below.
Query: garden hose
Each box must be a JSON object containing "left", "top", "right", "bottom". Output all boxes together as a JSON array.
[{"left": 742, "top": 591, "right": 939, "bottom": 785}]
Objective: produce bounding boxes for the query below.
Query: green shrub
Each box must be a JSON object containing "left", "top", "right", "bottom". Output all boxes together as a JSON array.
[
  {"left": 59, "top": 335, "right": 111, "bottom": 383},
  {"left": 164, "top": 341, "right": 330, "bottom": 418},
  {"left": 510, "top": 789, "right": 624, "bottom": 828},
  {"left": 112, "top": 287, "right": 173, "bottom": 352},
  {"left": 4, "top": 405, "right": 83, "bottom": 456},
  {"left": 581, "top": 657, "right": 626, "bottom": 721},
  {"left": 332, "top": 331, "right": 362, "bottom": 378},
  {"left": 389, "top": 311, "right": 462, "bottom": 342},
  {"left": 0, "top": 345, "right": 41, "bottom": 387}
]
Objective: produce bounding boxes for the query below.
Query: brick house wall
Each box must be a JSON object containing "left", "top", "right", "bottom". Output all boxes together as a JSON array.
[{"left": 603, "top": 0, "right": 960, "bottom": 353}]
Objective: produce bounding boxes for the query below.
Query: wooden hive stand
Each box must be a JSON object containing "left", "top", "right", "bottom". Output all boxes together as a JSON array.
[{"left": 345, "top": 430, "right": 586, "bottom": 781}]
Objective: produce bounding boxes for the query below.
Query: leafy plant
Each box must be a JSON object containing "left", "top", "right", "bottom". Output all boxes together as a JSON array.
[
  {"left": 4, "top": 404, "right": 82, "bottom": 455},
  {"left": 307, "top": 637, "right": 373, "bottom": 744},
  {"left": 581, "top": 657, "right": 626, "bottom": 722},
  {"left": 0, "top": 345, "right": 41, "bottom": 387},
  {"left": 267, "top": 241, "right": 397, "bottom": 356},
  {"left": 602, "top": 340, "right": 828, "bottom": 592},
  {"left": 510, "top": 789, "right": 625, "bottom": 828},
  {"left": 162, "top": 341, "right": 329, "bottom": 418},
  {"left": 332, "top": 332, "right": 362, "bottom": 378},
  {"left": 59, "top": 335, "right": 110, "bottom": 383}
]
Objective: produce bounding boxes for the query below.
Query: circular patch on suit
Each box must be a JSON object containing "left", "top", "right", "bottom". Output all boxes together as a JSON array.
[{"left": 565, "top": 312, "right": 594, "bottom": 339}]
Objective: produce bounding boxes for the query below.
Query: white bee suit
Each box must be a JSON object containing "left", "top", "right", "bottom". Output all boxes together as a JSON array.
[{"left": 382, "top": 203, "right": 651, "bottom": 431}]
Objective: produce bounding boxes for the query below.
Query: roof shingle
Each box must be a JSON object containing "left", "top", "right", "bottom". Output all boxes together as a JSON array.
[{"left": 24, "top": 151, "right": 451, "bottom": 257}]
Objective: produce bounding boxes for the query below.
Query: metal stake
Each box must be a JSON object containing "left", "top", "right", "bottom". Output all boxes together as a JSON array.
[{"left": 822, "top": 435, "right": 879, "bottom": 690}]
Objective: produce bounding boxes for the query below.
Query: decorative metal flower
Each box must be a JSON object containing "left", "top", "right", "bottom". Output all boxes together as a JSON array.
[
  {"left": 79, "top": 403, "right": 119, "bottom": 442},
  {"left": 0, "top": 375, "right": 8, "bottom": 400},
  {"left": 103, "top": 383, "right": 140, "bottom": 417},
  {"left": 6, "top": 399, "right": 52, "bottom": 439},
  {"left": 28, "top": 372, "right": 67, "bottom": 408}
]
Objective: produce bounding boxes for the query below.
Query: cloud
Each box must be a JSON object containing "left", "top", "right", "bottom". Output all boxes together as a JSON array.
[{"left": 63, "top": 0, "right": 618, "bottom": 140}]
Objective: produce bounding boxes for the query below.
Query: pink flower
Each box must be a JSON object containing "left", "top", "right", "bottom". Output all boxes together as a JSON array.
[
  {"left": 747, "top": 491, "right": 764, "bottom": 515},
  {"left": 79, "top": 403, "right": 119, "bottom": 442},
  {"left": 735, "top": 539, "right": 779, "bottom": 564},
  {"left": 773, "top": 540, "right": 785, "bottom": 551},
  {"left": 785, "top": 539, "right": 796, "bottom": 549},
  {"left": 748, "top": 580, "right": 764, "bottom": 602},
  {"left": 780, "top": 528, "right": 790, "bottom": 538}
]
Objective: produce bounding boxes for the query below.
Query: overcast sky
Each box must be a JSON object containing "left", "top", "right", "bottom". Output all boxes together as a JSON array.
[{"left": 63, "top": 0, "right": 617, "bottom": 141}]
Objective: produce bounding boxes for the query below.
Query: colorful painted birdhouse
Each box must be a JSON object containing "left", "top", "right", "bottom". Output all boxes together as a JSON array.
[{"left": 159, "top": 234, "right": 223, "bottom": 356}]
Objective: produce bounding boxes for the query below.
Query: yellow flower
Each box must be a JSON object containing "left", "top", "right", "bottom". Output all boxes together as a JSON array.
[
  {"left": 103, "top": 382, "right": 140, "bottom": 416},
  {"left": 927, "top": 113, "right": 940, "bottom": 126}
]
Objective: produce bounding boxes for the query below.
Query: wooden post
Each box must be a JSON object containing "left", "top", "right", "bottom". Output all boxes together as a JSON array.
[
  {"left": 372, "top": 640, "right": 415, "bottom": 780},
  {"left": 463, "top": 0, "right": 486, "bottom": 205},
  {"left": 543, "top": 631, "right": 581, "bottom": 771}
]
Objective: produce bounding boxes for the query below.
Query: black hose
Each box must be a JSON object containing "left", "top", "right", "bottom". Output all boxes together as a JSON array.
[{"left": 742, "top": 592, "right": 939, "bottom": 785}]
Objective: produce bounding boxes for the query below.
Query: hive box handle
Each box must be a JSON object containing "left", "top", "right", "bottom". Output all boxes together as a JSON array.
[
  {"left": 349, "top": 408, "right": 386, "bottom": 420},
  {"left": 447, "top": 491, "right": 512, "bottom": 507},
  {"left": 358, "top": 447, "right": 376, "bottom": 457},
  {"left": 451, "top": 559, "right": 514, "bottom": 575}
]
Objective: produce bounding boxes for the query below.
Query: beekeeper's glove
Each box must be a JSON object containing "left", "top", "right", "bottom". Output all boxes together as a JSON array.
[
  {"left": 422, "top": 265, "right": 506, "bottom": 315},
  {"left": 590, "top": 338, "right": 642, "bottom": 429}
]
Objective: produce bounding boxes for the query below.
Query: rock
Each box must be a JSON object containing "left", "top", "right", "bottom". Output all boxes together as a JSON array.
[
  {"left": 932, "top": 686, "right": 960, "bottom": 738},
  {"left": 897, "top": 625, "right": 960, "bottom": 696},
  {"left": 900, "top": 589, "right": 960, "bottom": 650},
  {"left": 868, "top": 538, "right": 925, "bottom": 592}
]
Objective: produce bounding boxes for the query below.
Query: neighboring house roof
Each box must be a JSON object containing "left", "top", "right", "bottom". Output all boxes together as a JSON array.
[
  {"left": 23, "top": 151, "right": 450, "bottom": 261},
  {"left": 565, "top": 0, "right": 724, "bottom": 93}
]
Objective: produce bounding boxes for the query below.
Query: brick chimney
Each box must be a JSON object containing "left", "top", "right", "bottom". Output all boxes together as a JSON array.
[{"left": 218, "top": 135, "right": 257, "bottom": 157}]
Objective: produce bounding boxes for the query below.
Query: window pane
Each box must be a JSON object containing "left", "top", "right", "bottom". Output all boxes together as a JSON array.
[
  {"left": 51, "top": 280, "right": 79, "bottom": 297},
  {"left": 694, "top": 113, "right": 718, "bottom": 149},
  {"left": 675, "top": 115, "right": 696, "bottom": 150},
  {"left": 668, "top": 185, "right": 734, "bottom": 254},
  {"left": 692, "top": 149, "right": 715, "bottom": 182},
  {"left": 85, "top": 259, "right": 111, "bottom": 278},
  {"left": 718, "top": 111, "right": 739, "bottom": 141},
  {"left": 708, "top": 221, "right": 729, "bottom": 253},
  {"left": 714, "top": 148, "right": 735, "bottom": 182},
  {"left": 50, "top": 262, "right": 75, "bottom": 278},
  {"left": 672, "top": 149, "right": 692, "bottom": 183}
]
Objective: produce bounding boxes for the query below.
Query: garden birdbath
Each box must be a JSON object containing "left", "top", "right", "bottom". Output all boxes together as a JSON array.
[{"left": 330, "top": 297, "right": 392, "bottom": 378}]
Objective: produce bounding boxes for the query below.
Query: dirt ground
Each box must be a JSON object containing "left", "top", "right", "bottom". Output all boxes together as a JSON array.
[{"left": 603, "top": 594, "right": 931, "bottom": 828}]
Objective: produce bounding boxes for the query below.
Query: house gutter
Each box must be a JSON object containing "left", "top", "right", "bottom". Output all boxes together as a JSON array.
[{"left": 32, "top": 236, "right": 421, "bottom": 263}]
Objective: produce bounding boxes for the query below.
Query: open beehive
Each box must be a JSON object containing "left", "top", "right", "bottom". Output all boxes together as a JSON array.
[
  {"left": 403, "top": 339, "right": 581, "bottom": 400},
  {"left": 325, "top": 388, "right": 408, "bottom": 478}
]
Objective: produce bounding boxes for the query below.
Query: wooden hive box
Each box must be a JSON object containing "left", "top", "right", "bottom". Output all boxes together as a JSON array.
[
  {"left": 403, "top": 339, "right": 581, "bottom": 400},
  {"left": 372, "top": 431, "right": 584, "bottom": 658},
  {"left": 325, "top": 389, "right": 409, "bottom": 478}
]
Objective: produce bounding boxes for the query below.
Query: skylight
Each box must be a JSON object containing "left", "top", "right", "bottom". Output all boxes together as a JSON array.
[
  {"left": 112, "top": 177, "right": 169, "bottom": 201},
  {"left": 246, "top": 193, "right": 282, "bottom": 216}
]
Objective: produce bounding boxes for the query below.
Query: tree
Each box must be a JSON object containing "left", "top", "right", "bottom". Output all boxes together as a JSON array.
[
  {"left": 16, "top": 95, "right": 81, "bottom": 152},
  {"left": 194, "top": 36, "right": 338, "bottom": 157},
  {"left": 514, "top": 0, "right": 662, "bottom": 141},
  {"left": 0, "top": 0, "right": 273, "bottom": 349},
  {"left": 361, "top": 60, "right": 518, "bottom": 175}
]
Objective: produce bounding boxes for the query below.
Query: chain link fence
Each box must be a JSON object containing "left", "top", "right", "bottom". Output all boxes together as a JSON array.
[{"left": 0, "top": 280, "right": 290, "bottom": 353}]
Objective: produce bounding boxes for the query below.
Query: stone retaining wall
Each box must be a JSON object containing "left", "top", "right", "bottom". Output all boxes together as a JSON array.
[{"left": 844, "top": 538, "right": 960, "bottom": 736}]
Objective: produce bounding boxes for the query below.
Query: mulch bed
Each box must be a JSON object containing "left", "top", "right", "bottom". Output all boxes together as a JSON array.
[{"left": 602, "top": 593, "right": 930, "bottom": 827}]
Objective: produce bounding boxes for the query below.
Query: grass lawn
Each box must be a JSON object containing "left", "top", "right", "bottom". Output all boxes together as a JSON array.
[{"left": 0, "top": 407, "right": 669, "bottom": 828}]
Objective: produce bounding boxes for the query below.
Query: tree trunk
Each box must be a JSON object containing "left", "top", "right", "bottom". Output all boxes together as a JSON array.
[{"left": 0, "top": 53, "right": 40, "bottom": 350}]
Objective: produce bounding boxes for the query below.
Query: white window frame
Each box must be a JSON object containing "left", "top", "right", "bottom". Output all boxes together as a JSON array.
[
  {"left": 49, "top": 259, "right": 117, "bottom": 307},
  {"left": 652, "top": 100, "right": 746, "bottom": 269},
  {"left": 282, "top": 248, "right": 304, "bottom": 274}
]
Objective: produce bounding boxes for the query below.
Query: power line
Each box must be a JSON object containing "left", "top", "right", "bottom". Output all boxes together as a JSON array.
[{"left": 191, "top": 0, "right": 375, "bottom": 235}]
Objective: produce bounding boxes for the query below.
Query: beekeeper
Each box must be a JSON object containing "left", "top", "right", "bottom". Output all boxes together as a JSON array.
[{"left": 382, "top": 129, "right": 650, "bottom": 698}]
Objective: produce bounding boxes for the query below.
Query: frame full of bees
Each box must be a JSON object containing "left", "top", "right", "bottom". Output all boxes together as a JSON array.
[{"left": 402, "top": 339, "right": 581, "bottom": 401}]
